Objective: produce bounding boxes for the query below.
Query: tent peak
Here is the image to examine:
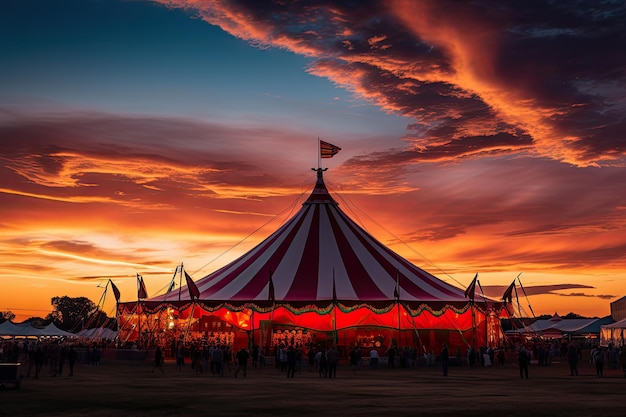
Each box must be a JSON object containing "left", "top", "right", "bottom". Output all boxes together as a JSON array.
[{"left": 305, "top": 167, "right": 338, "bottom": 205}]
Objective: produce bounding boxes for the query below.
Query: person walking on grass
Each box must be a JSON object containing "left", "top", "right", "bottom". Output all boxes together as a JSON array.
[
  {"left": 618, "top": 346, "right": 626, "bottom": 378},
  {"left": 326, "top": 345, "right": 339, "bottom": 378},
  {"left": 234, "top": 347, "right": 249, "bottom": 378},
  {"left": 594, "top": 347, "right": 605, "bottom": 377},
  {"left": 317, "top": 347, "right": 328, "bottom": 378},
  {"left": 68, "top": 345, "right": 77, "bottom": 377},
  {"left": 441, "top": 344, "right": 449, "bottom": 376},
  {"left": 153, "top": 346, "right": 164, "bottom": 373},
  {"left": 567, "top": 343, "right": 579, "bottom": 376},
  {"left": 286, "top": 346, "right": 296, "bottom": 378},
  {"left": 518, "top": 346, "right": 530, "bottom": 379}
]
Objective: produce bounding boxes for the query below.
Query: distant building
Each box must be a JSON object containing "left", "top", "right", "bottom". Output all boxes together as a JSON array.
[{"left": 610, "top": 296, "right": 626, "bottom": 321}]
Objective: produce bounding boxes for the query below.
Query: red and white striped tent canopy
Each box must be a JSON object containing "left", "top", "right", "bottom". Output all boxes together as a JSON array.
[
  {"left": 120, "top": 169, "right": 500, "bottom": 345},
  {"left": 147, "top": 168, "right": 471, "bottom": 309}
]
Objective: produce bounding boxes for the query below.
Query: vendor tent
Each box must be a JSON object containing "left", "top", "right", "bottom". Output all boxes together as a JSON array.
[
  {"left": 600, "top": 317, "right": 626, "bottom": 347},
  {"left": 0, "top": 321, "right": 75, "bottom": 338},
  {"left": 0, "top": 321, "right": 22, "bottom": 337},
  {"left": 41, "top": 323, "right": 76, "bottom": 337},
  {"left": 77, "top": 327, "right": 118, "bottom": 340},
  {"left": 118, "top": 169, "right": 505, "bottom": 351},
  {"left": 506, "top": 315, "right": 614, "bottom": 340}
]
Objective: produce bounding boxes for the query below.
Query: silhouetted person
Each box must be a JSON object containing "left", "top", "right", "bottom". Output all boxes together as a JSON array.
[
  {"left": 252, "top": 344, "right": 259, "bottom": 368},
  {"left": 468, "top": 346, "right": 476, "bottom": 368},
  {"left": 387, "top": 345, "right": 396, "bottom": 369},
  {"left": 58, "top": 345, "right": 66, "bottom": 375},
  {"left": 518, "top": 346, "right": 530, "bottom": 379},
  {"left": 234, "top": 347, "right": 249, "bottom": 378},
  {"left": 68, "top": 346, "right": 77, "bottom": 376},
  {"left": 594, "top": 347, "right": 605, "bottom": 377},
  {"left": 34, "top": 345, "right": 44, "bottom": 379},
  {"left": 286, "top": 346, "right": 296, "bottom": 378},
  {"left": 619, "top": 346, "right": 626, "bottom": 377},
  {"left": 326, "top": 346, "right": 338, "bottom": 378},
  {"left": 567, "top": 344, "right": 579, "bottom": 376},
  {"left": 153, "top": 346, "right": 164, "bottom": 373},
  {"left": 441, "top": 344, "right": 449, "bottom": 376}
]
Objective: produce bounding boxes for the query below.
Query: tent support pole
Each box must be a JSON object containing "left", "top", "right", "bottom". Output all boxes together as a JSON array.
[{"left": 397, "top": 301, "right": 401, "bottom": 346}]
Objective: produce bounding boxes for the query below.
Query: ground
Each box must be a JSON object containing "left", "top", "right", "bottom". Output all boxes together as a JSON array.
[{"left": 1, "top": 354, "right": 624, "bottom": 417}]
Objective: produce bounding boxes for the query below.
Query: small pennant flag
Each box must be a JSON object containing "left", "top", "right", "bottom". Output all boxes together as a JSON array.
[
  {"left": 502, "top": 280, "right": 516, "bottom": 303},
  {"left": 110, "top": 280, "right": 121, "bottom": 302},
  {"left": 320, "top": 140, "right": 341, "bottom": 158},
  {"left": 167, "top": 265, "right": 179, "bottom": 292},
  {"left": 464, "top": 273, "right": 478, "bottom": 301},
  {"left": 137, "top": 274, "right": 148, "bottom": 299},
  {"left": 185, "top": 270, "right": 200, "bottom": 300}
]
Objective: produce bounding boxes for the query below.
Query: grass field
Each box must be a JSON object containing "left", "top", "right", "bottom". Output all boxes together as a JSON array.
[{"left": 2, "top": 354, "right": 625, "bottom": 417}]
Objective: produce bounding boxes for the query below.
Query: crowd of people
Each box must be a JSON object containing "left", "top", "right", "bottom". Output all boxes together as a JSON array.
[
  {"left": 3, "top": 337, "right": 626, "bottom": 381},
  {"left": 0, "top": 339, "right": 89, "bottom": 378}
]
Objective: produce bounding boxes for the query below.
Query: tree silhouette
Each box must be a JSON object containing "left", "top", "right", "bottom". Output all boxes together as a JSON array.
[
  {"left": 47, "top": 296, "right": 98, "bottom": 331},
  {"left": 1, "top": 310, "right": 16, "bottom": 323},
  {"left": 47, "top": 296, "right": 114, "bottom": 331}
]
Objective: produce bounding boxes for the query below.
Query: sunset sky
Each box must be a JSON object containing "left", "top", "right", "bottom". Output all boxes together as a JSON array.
[{"left": 1, "top": 0, "right": 625, "bottom": 322}]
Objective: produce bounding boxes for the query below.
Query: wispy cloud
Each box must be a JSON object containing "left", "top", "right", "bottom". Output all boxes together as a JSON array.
[
  {"left": 481, "top": 283, "right": 615, "bottom": 300},
  {"left": 155, "top": 0, "right": 626, "bottom": 167}
]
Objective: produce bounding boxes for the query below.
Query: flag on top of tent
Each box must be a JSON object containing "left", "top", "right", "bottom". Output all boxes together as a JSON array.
[
  {"left": 464, "top": 273, "right": 478, "bottom": 301},
  {"left": 185, "top": 270, "right": 200, "bottom": 300},
  {"left": 320, "top": 140, "right": 341, "bottom": 158},
  {"left": 137, "top": 274, "right": 148, "bottom": 299},
  {"left": 109, "top": 279, "right": 121, "bottom": 302},
  {"left": 502, "top": 280, "right": 516, "bottom": 303}
]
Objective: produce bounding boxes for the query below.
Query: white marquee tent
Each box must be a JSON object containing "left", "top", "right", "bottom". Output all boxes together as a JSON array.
[
  {"left": 0, "top": 321, "right": 75, "bottom": 338},
  {"left": 600, "top": 317, "right": 626, "bottom": 347}
]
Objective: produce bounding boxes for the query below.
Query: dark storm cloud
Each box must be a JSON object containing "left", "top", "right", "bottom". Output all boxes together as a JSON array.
[{"left": 157, "top": 0, "right": 626, "bottom": 167}]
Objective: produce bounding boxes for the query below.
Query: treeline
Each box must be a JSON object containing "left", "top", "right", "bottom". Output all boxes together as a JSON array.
[{"left": 1, "top": 296, "right": 116, "bottom": 331}]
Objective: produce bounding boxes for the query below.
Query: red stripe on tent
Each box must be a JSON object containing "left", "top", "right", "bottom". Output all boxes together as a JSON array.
[
  {"left": 234, "top": 212, "right": 309, "bottom": 300},
  {"left": 285, "top": 205, "right": 321, "bottom": 299},
  {"left": 326, "top": 205, "right": 387, "bottom": 300},
  {"left": 335, "top": 207, "right": 462, "bottom": 300}
]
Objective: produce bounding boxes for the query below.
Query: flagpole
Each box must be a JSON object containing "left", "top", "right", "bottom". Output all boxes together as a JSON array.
[
  {"left": 268, "top": 269, "right": 275, "bottom": 354},
  {"left": 251, "top": 309, "right": 255, "bottom": 349},
  {"left": 476, "top": 279, "right": 489, "bottom": 348},
  {"left": 317, "top": 137, "right": 320, "bottom": 170},
  {"left": 110, "top": 279, "right": 120, "bottom": 339},
  {"left": 332, "top": 269, "right": 337, "bottom": 347},
  {"left": 137, "top": 274, "right": 141, "bottom": 348},
  {"left": 178, "top": 262, "right": 183, "bottom": 302},
  {"left": 464, "top": 273, "right": 478, "bottom": 353},
  {"left": 395, "top": 269, "right": 401, "bottom": 347}
]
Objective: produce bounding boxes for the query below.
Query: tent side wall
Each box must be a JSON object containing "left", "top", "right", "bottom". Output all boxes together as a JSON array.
[
  {"left": 117, "top": 301, "right": 498, "bottom": 353},
  {"left": 600, "top": 322, "right": 626, "bottom": 347}
]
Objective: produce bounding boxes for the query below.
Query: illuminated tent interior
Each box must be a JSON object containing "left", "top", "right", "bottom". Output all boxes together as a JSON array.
[{"left": 118, "top": 169, "right": 505, "bottom": 353}]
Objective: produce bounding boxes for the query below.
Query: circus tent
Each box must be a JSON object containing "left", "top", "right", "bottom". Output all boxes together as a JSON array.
[{"left": 118, "top": 169, "right": 505, "bottom": 352}]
